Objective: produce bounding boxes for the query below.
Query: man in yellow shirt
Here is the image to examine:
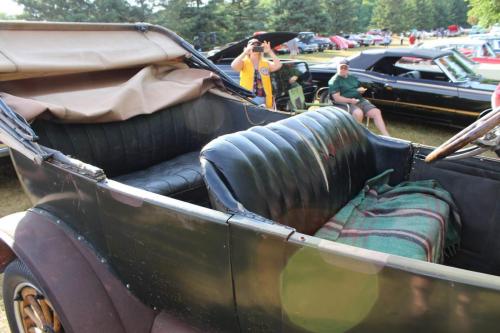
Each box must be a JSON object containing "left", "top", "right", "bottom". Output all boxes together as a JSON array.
[{"left": 231, "top": 39, "right": 282, "bottom": 108}]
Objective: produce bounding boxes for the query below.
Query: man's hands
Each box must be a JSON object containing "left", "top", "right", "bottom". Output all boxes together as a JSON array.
[
  {"left": 243, "top": 44, "right": 253, "bottom": 55},
  {"left": 262, "top": 41, "right": 272, "bottom": 54},
  {"left": 242, "top": 41, "right": 272, "bottom": 55}
]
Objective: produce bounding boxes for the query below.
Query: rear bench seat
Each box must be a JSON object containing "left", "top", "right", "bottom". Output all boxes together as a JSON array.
[
  {"left": 31, "top": 95, "right": 248, "bottom": 204},
  {"left": 200, "top": 107, "right": 461, "bottom": 263}
]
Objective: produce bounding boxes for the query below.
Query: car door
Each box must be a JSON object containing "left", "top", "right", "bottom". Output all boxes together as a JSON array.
[
  {"left": 351, "top": 69, "right": 397, "bottom": 111},
  {"left": 390, "top": 58, "right": 464, "bottom": 125}
]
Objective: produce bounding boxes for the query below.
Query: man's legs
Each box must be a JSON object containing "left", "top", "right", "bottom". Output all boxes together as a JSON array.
[
  {"left": 349, "top": 105, "right": 364, "bottom": 123},
  {"left": 366, "top": 107, "right": 390, "bottom": 136}
]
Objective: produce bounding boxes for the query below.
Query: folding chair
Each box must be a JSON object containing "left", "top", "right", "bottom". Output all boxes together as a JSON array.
[
  {"left": 288, "top": 84, "right": 329, "bottom": 114},
  {"left": 316, "top": 87, "right": 370, "bottom": 127}
]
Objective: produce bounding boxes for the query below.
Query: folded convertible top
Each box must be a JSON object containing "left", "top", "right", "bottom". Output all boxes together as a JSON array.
[{"left": 0, "top": 21, "right": 228, "bottom": 123}]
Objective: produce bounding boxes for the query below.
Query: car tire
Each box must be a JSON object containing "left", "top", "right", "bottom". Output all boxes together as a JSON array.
[{"left": 3, "top": 259, "right": 64, "bottom": 333}]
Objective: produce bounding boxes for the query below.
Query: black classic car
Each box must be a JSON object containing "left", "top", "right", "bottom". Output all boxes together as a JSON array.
[
  {"left": 310, "top": 48, "right": 497, "bottom": 127},
  {"left": 208, "top": 32, "right": 317, "bottom": 110},
  {"left": 0, "top": 21, "right": 500, "bottom": 333}
]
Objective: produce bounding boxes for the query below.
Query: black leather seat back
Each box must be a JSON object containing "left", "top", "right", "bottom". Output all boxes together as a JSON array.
[
  {"left": 201, "top": 107, "right": 376, "bottom": 235},
  {"left": 32, "top": 96, "right": 234, "bottom": 178}
]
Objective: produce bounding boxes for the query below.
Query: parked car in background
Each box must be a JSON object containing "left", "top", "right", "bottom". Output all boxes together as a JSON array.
[
  {"left": 207, "top": 32, "right": 317, "bottom": 110},
  {"left": 471, "top": 34, "right": 500, "bottom": 54},
  {"left": 274, "top": 43, "right": 290, "bottom": 54},
  {"left": 448, "top": 24, "right": 462, "bottom": 37},
  {"left": 297, "top": 32, "right": 322, "bottom": 52},
  {"left": 418, "top": 39, "right": 500, "bottom": 64},
  {"left": 357, "top": 34, "right": 376, "bottom": 46},
  {"left": 469, "top": 25, "right": 487, "bottom": 35},
  {"left": 310, "top": 37, "right": 332, "bottom": 51},
  {"left": 309, "top": 48, "right": 496, "bottom": 127},
  {"left": 296, "top": 39, "right": 318, "bottom": 53},
  {"left": 329, "top": 35, "right": 348, "bottom": 50}
]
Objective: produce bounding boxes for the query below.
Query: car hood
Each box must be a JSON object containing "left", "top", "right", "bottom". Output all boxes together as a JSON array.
[
  {"left": 309, "top": 56, "right": 349, "bottom": 71},
  {"left": 465, "top": 80, "right": 498, "bottom": 91},
  {"left": 208, "top": 32, "right": 297, "bottom": 63}
]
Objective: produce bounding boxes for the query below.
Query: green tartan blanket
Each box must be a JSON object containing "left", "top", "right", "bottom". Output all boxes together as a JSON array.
[{"left": 315, "top": 170, "right": 461, "bottom": 263}]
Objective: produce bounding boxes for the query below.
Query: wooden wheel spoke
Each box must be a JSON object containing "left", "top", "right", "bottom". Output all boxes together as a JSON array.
[
  {"left": 53, "top": 313, "right": 62, "bottom": 332},
  {"left": 40, "top": 299, "right": 53, "bottom": 327},
  {"left": 16, "top": 286, "right": 63, "bottom": 332},
  {"left": 22, "top": 306, "right": 43, "bottom": 329}
]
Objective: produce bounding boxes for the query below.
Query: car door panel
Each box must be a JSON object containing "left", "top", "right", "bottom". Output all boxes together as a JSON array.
[
  {"left": 282, "top": 233, "right": 500, "bottom": 333},
  {"left": 391, "top": 78, "right": 465, "bottom": 124},
  {"left": 353, "top": 71, "right": 396, "bottom": 110}
]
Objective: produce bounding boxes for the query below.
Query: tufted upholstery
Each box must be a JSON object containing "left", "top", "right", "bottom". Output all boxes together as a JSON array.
[
  {"left": 201, "top": 107, "right": 377, "bottom": 235},
  {"left": 30, "top": 94, "right": 283, "bottom": 203},
  {"left": 32, "top": 97, "right": 233, "bottom": 178}
]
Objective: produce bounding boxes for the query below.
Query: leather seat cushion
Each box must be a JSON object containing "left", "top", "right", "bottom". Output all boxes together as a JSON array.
[
  {"left": 114, "top": 151, "right": 206, "bottom": 203},
  {"left": 201, "top": 108, "right": 376, "bottom": 235}
]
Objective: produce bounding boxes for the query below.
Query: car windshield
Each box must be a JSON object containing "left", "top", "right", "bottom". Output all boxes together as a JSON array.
[{"left": 435, "top": 54, "right": 476, "bottom": 82}]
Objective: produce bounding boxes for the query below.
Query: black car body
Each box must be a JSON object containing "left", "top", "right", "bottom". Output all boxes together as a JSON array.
[
  {"left": 208, "top": 32, "right": 316, "bottom": 110},
  {"left": 310, "top": 48, "right": 497, "bottom": 127},
  {"left": 0, "top": 22, "right": 500, "bottom": 333}
]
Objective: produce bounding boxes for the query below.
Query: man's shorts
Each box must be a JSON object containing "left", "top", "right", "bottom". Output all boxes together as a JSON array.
[{"left": 352, "top": 99, "right": 376, "bottom": 115}]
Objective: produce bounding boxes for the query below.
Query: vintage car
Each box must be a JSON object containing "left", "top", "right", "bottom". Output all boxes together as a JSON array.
[
  {"left": 208, "top": 32, "right": 317, "bottom": 110},
  {"left": 471, "top": 35, "right": 500, "bottom": 54},
  {"left": 0, "top": 21, "right": 500, "bottom": 333},
  {"left": 309, "top": 48, "right": 497, "bottom": 127},
  {"left": 417, "top": 39, "right": 500, "bottom": 65}
]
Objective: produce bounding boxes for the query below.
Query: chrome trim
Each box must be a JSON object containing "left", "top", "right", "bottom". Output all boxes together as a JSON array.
[
  {"left": 369, "top": 98, "right": 478, "bottom": 117},
  {"left": 0, "top": 145, "right": 8, "bottom": 158},
  {"left": 395, "top": 80, "right": 457, "bottom": 91}
]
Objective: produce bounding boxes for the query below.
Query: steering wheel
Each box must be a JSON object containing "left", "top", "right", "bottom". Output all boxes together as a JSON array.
[{"left": 425, "top": 108, "right": 500, "bottom": 163}]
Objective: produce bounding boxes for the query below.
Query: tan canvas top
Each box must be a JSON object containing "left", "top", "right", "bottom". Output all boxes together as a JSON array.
[
  {"left": 0, "top": 22, "right": 228, "bottom": 123},
  {"left": 0, "top": 21, "right": 187, "bottom": 81}
]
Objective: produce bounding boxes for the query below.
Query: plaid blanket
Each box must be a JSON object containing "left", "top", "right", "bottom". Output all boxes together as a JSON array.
[{"left": 315, "top": 170, "right": 461, "bottom": 263}]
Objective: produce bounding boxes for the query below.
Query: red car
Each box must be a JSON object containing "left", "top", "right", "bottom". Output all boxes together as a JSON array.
[{"left": 418, "top": 39, "right": 500, "bottom": 64}]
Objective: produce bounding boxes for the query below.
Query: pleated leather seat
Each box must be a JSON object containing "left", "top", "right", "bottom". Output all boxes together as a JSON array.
[
  {"left": 32, "top": 97, "right": 234, "bottom": 203},
  {"left": 200, "top": 107, "right": 459, "bottom": 262},
  {"left": 201, "top": 107, "right": 377, "bottom": 235}
]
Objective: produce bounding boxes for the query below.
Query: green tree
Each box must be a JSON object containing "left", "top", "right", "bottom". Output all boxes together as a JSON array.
[
  {"left": 370, "top": 0, "right": 408, "bottom": 32},
  {"left": 271, "top": 0, "right": 331, "bottom": 34},
  {"left": 406, "top": 0, "right": 435, "bottom": 30},
  {"left": 324, "top": 0, "right": 361, "bottom": 34},
  {"left": 16, "top": 0, "right": 154, "bottom": 22},
  {"left": 227, "top": 0, "right": 267, "bottom": 40},
  {"left": 467, "top": 0, "right": 500, "bottom": 28},
  {"left": 357, "top": 0, "right": 376, "bottom": 32}
]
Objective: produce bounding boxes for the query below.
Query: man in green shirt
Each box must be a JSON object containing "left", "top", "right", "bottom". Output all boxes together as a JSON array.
[{"left": 328, "top": 62, "right": 390, "bottom": 136}]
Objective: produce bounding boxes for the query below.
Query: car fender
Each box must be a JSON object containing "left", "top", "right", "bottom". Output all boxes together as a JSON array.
[{"left": 0, "top": 209, "right": 156, "bottom": 333}]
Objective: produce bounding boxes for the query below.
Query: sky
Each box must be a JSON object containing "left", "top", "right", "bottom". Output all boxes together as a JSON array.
[{"left": 1, "top": 0, "right": 24, "bottom": 16}]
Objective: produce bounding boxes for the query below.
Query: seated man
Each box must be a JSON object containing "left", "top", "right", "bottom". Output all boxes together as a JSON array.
[{"left": 328, "top": 62, "right": 390, "bottom": 136}]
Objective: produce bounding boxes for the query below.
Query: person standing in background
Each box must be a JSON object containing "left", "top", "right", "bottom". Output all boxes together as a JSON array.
[
  {"left": 231, "top": 39, "right": 282, "bottom": 108},
  {"left": 287, "top": 38, "right": 299, "bottom": 57},
  {"left": 409, "top": 34, "right": 416, "bottom": 46}
]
